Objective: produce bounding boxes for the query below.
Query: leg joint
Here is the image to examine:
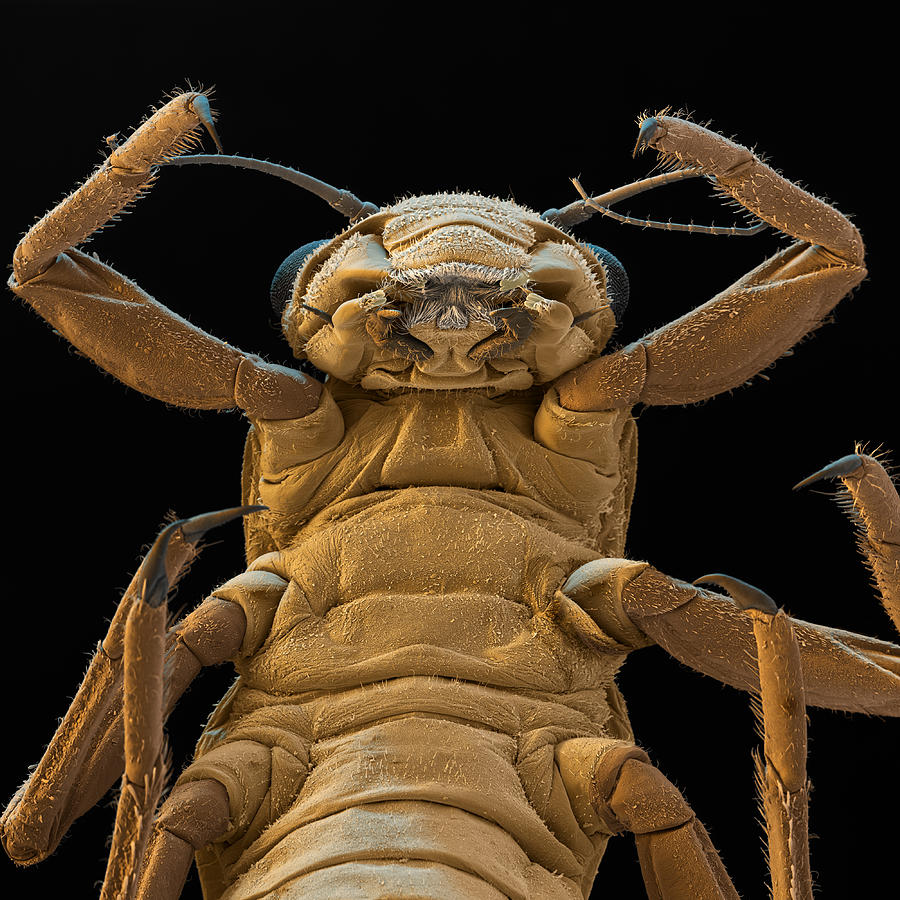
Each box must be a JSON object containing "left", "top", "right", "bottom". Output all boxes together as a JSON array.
[
  {"left": 605, "top": 759, "right": 695, "bottom": 835},
  {"left": 154, "top": 779, "right": 230, "bottom": 850}
]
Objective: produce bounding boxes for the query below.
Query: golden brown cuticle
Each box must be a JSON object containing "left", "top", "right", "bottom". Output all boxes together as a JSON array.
[{"left": 3, "top": 92, "right": 897, "bottom": 900}]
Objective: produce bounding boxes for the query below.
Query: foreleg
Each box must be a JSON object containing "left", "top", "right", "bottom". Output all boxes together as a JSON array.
[
  {"left": 14, "top": 93, "right": 217, "bottom": 285},
  {"left": 9, "top": 92, "right": 318, "bottom": 419},
  {"left": 556, "top": 115, "right": 866, "bottom": 411}
]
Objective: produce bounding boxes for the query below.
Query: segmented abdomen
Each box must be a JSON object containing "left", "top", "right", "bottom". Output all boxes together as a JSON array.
[
  {"left": 202, "top": 681, "right": 611, "bottom": 900},
  {"left": 190, "top": 489, "right": 631, "bottom": 898}
]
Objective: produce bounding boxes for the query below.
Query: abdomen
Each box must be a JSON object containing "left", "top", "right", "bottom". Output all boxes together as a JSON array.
[{"left": 201, "top": 677, "right": 614, "bottom": 899}]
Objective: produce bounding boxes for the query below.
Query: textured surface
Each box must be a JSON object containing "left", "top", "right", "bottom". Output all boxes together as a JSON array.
[
  {"left": 187, "top": 381, "right": 639, "bottom": 897},
  {"left": 4, "top": 88, "right": 897, "bottom": 899}
]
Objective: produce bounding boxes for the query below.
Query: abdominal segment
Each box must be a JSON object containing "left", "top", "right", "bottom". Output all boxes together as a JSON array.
[
  {"left": 194, "top": 679, "right": 619, "bottom": 900},
  {"left": 191, "top": 502, "right": 631, "bottom": 898},
  {"left": 187, "top": 519, "right": 630, "bottom": 898}
]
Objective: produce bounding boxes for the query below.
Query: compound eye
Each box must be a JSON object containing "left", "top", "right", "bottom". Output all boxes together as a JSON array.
[
  {"left": 583, "top": 243, "right": 629, "bottom": 324},
  {"left": 270, "top": 239, "right": 330, "bottom": 315}
]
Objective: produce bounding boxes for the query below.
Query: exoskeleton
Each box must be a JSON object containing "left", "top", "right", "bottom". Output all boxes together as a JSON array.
[{"left": 3, "top": 92, "right": 899, "bottom": 900}]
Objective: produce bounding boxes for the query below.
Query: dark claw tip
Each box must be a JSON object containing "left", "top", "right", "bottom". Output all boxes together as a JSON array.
[
  {"left": 179, "top": 505, "right": 268, "bottom": 542},
  {"left": 792, "top": 454, "right": 864, "bottom": 491},
  {"left": 633, "top": 117, "right": 665, "bottom": 158},
  {"left": 190, "top": 95, "right": 224, "bottom": 154},
  {"left": 693, "top": 573, "right": 779, "bottom": 615},
  {"left": 140, "top": 505, "right": 267, "bottom": 607}
]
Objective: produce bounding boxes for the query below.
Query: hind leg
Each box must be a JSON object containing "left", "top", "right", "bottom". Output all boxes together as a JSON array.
[
  {"left": 135, "top": 736, "right": 274, "bottom": 900},
  {"left": 135, "top": 779, "right": 231, "bottom": 900},
  {"left": 556, "top": 739, "right": 738, "bottom": 900}
]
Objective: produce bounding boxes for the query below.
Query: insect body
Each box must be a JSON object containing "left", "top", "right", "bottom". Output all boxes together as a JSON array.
[{"left": 2, "top": 92, "right": 899, "bottom": 899}]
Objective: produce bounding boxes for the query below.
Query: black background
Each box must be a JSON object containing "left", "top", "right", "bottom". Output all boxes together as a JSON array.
[{"left": 2, "top": 3, "right": 897, "bottom": 897}]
